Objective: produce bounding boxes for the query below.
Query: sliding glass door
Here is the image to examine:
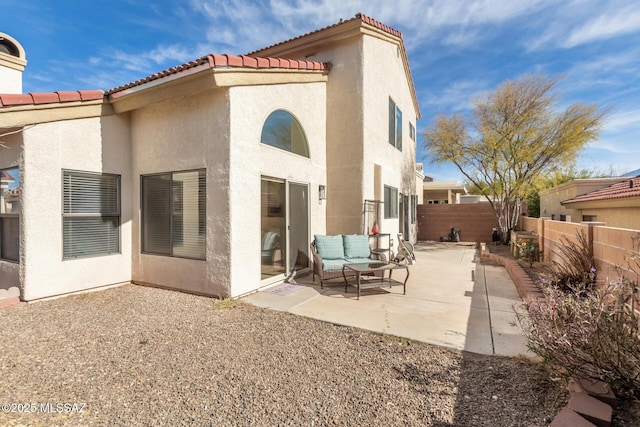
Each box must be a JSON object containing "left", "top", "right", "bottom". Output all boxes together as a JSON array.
[
  {"left": 288, "top": 183, "right": 309, "bottom": 273},
  {"left": 260, "top": 179, "right": 309, "bottom": 280}
]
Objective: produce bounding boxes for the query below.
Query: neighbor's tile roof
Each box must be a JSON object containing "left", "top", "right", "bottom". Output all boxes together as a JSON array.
[
  {"left": 562, "top": 175, "right": 640, "bottom": 204},
  {"left": 0, "top": 90, "right": 104, "bottom": 108},
  {"left": 105, "top": 54, "right": 330, "bottom": 96},
  {"left": 247, "top": 13, "right": 403, "bottom": 55}
]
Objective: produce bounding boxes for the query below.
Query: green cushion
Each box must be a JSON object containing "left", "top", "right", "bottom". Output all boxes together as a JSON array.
[
  {"left": 322, "top": 258, "right": 348, "bottom": 271},
  {"left": 314, "top": 235, "right": 345, "bottom": 260},
  {"left": 343, "top": 234, "right": 371, "bottom": 259}
]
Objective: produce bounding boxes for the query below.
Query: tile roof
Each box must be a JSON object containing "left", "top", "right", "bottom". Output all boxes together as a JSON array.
[
  {"left": 106, "top": 54, "right": 330, "bottom": 96},
  {"left": 0, "top": 14, "right": 401, "bottom": 108},
  {"left": 0, "top": 90, "right": 103, "bottom": 108},
  {"left": 562, "top": 175, "right": 640, "bottom": 204},
  {"left": 246, "top": 13, "right": 403, "bottom": 55}
]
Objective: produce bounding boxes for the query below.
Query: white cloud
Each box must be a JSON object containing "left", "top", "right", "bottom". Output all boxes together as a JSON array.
[
  {"left": 422, "top": 78, "right": 491, "bottom": 116},
  {"left": 603, "top": 109, "right": 640, "bottom": 133},
  {"left": 562, "top": 5, "right": 640, "bottom": 48},
  {"left": 528, "top": 0, "right": 640, "bottom": 50}
]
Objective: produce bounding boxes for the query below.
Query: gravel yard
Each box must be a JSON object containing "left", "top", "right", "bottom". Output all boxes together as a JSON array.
[{"left": 0, "top": 284, "right": 567, "bottom": 426}]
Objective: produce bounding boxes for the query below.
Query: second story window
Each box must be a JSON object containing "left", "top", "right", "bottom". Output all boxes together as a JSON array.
[
  {"left": 261, "top": 110, "right": 310, "bottom": 158},
  {"left": 389, "top": 97, "right": 402, "bottom": 151}
]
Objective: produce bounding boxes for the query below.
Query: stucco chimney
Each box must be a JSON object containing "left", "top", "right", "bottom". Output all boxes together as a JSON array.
[{"left": 0, "top": 33, "right": 27, "bottom": 94}]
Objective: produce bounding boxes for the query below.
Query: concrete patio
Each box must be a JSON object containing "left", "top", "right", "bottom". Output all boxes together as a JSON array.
[{"left": 242, "top": 243, "right": 531, "bottom": 357}]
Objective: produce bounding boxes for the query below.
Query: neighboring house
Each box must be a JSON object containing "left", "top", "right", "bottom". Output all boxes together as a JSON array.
[
  {"left": 422, "top": 178, "right": 467, "bottom": 205},
  {"left": 560, "top": 175, "right": 640, "bottom": 230},
  {"left": 539, "top": 177, "right": 627, "bottom": 222},
  {"left": 0, "top": 14, "right": 420, "bottom": 302}
]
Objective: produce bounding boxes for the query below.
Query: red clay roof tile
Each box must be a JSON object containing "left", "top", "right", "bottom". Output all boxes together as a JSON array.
[
  {"left": 227, "top": 54, "right": 243, "bottom": 67},
  {"left": 31, "top": 92, "right": 60, "bottom": 104},
  {"left": 78, "top": 90, "right": 104, "bottom": 101},
  {"left": 563, "top": 175, "right": 640, "bottom": 204},
  {"left": 0, "top": 90, "right": 105, "bottom": 109},
  {"left": 247, "top": 13, "right": 403, "bottom": 56},
  {"left": 56, "top": 91, "right": 82, "bottom": 102},
  {"left": 241, "top": 55, "right": 258, "bottom": 68},
  {"left": 0, "top": 93, "right": 34, "bottom": 106},
  {"left": 104, "top": 53, "right": 330, "bottom": 96}
]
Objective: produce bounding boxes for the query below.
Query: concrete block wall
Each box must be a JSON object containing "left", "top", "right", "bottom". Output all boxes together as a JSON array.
[
  {"left": 543, "top": 220, "right": 589, "bottom": 266},
  {"left": 519, "top": 216, "right": 546, "bottom": 258},
  {"left": 593, "top": 226, "right": 639, "bottom": 284},
  {"left": 417, "top": 203, "right": 497, "bottom": 243},
  {"left": 520, "top": 218, "right": 639, "bottom": 289}
]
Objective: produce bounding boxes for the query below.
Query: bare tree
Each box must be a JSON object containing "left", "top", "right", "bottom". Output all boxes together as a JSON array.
[{"left": 423, "top": 75, "right": 607, "bottom": 242}]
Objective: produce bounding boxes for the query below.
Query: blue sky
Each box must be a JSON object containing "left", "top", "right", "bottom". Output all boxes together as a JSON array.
[{"left": 2, "top": 0, "right": 639, "bottom": 180}]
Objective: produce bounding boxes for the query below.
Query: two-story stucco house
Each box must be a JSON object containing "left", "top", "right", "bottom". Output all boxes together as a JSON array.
[{"left": 0, "top": 14, "right": 420, "bottom": 305}]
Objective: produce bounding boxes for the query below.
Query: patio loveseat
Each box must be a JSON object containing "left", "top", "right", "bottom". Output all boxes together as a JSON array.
[{"left": 311, "top": 234, "right": 386, "bottom": 288}]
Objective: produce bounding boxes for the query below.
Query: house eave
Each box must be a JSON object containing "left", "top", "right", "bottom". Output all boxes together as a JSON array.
[
  {"left": 562, "top": 197, "right": 640, "bottom": 209},
  {"left": 0, "top": 100, "right": 111, "bottom": 128},
  {"left": 108, "top": 67, "right": 328, "bottom": 113}
]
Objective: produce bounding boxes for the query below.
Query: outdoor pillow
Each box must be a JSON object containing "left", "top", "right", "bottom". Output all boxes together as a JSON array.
[
  {"left": 343, "top": 234, "right": 371, "bottom": 259},
  {"left": 314, "top": 234, "right": 345, "bottom": 260}
]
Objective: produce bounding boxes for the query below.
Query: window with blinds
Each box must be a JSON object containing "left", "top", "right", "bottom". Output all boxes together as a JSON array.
[
  {"left": 142, "top": 169, "right": 206, "bottom": 260},
  {"left": 63, "top": 170, "right": 120, "bottom": 259}
]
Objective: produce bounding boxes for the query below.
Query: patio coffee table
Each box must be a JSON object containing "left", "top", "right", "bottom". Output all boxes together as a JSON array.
[{"left": 342, "top": 261, "right": 409, "bottom": 300}]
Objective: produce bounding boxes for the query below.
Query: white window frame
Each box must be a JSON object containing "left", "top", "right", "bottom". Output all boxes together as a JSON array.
[
  {"left": 389, "top": 97, "right": 403, "bottom": 151},
  {"left": 62, "top": 170, "right": 121, "bottom": 260},
  {"left": 384, "top": 185, "right": 398, "bottom": 218}
]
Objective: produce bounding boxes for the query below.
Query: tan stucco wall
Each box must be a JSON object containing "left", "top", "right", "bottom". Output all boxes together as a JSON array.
[
  {"left": 361, "top": 36, "right": 418, "bottom": 244},
  {"left": 20, "top": 116, "right": 132, "bottom": 301},
  {"left": 295, "top": 33, "right": 418, "bottom": 245},
  {"left": 228, "top": 82, "right": 327, "bottom": 295},
  {"left": 130, "top": 87, "right": 230, "bottom": 297},
  {"left": 573, "top": 206, "right": 640, "bottom": 230},
  {"left": 0, "top": 135, "right": 21, "bottom": 300},
  {"left": 318, "top": 38, "right": 365, "bottom": 235},
  {"left": 540, "top": 179, "right": 622, "bottom": 221}
]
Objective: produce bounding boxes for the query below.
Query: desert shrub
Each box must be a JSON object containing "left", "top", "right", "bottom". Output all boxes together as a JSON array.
[
  {"left": 541, "top": 231, "right": 596, "bottom": 293},
  {"left": 518, "top": 277, "right": 640, "bottom": 399}
]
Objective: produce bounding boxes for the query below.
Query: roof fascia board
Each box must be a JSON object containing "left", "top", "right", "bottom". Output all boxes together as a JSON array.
[
  {"left": 0, "top": 100, "right": 110, "bottom": 128},
  {"left": 109, "top": 68, "right": 328, "bottom": 113},
  {"left": 562, "top": 197, "right": 640, "bottom": 209},
  {"left": 541, "top": 177, "right": 625, "bottom": 194}
]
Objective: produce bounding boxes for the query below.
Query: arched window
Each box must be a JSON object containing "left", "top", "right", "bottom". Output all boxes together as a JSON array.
[{"left": 261, "top": 110, "right": 309, "bottom": 158}]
